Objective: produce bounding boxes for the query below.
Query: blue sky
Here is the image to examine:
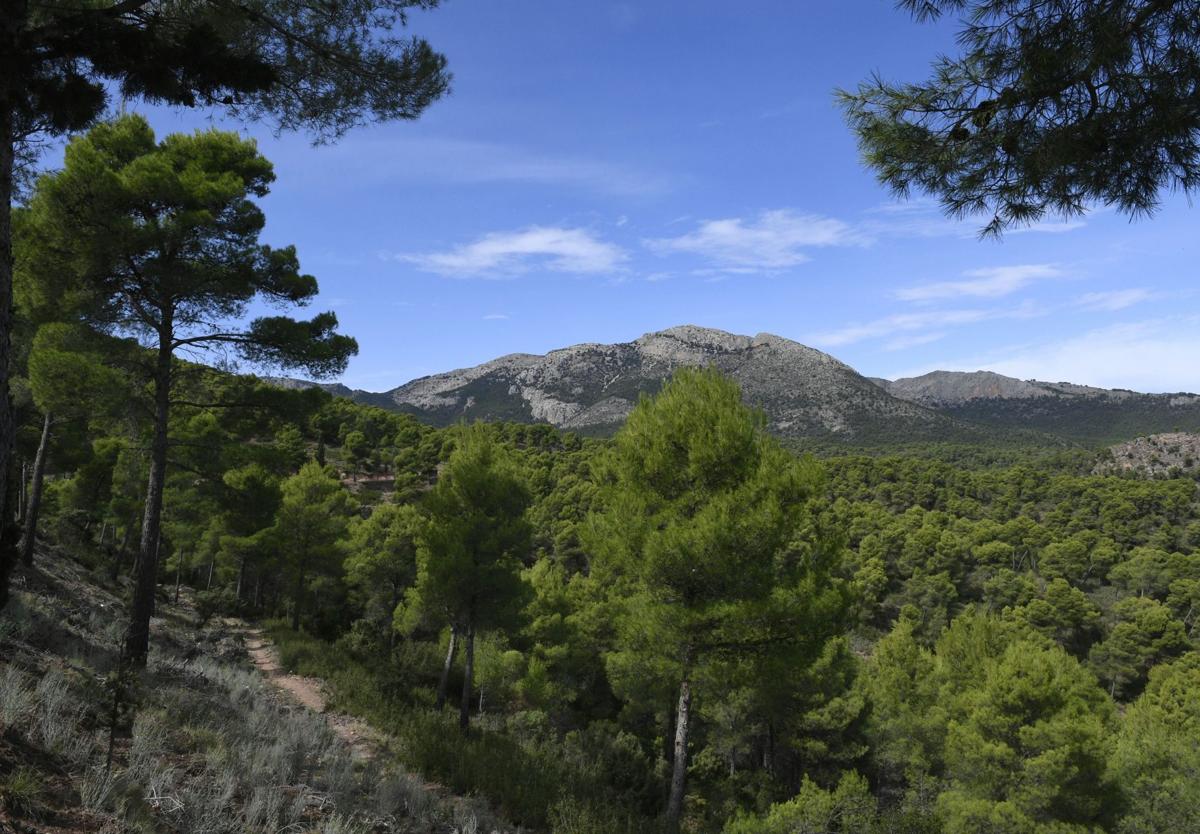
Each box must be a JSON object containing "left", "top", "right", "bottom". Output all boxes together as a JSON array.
[{"left": 131, "top": 0, "right": 1199, "bottom": 393}]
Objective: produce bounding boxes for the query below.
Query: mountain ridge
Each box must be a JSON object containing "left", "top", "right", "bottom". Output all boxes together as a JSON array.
[
  {"left": 271, "top": 326, "right": 971, "bottom": 441},
  {"left": 876, "top": 370, "right": 1200, "bottom": 445},
  {"left": 268, "top": 328, "right": 1200, "bottom": 446}
]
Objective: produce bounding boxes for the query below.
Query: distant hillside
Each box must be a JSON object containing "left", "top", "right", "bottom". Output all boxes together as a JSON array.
[
  {"left": 260, "top": 376, "right": 397, "bottom": 410},
  {"left": 878, "top": 370, "right": 1200, "bottom": 446},
  {"left": 1094, "top": 432, "right": 1200, "bottom": 478}
]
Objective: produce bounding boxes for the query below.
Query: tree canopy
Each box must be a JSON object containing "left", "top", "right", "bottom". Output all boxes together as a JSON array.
[
  {"left": 589, "top": 367, "right": 848, "bottom": 830},
  {"left": 18, "top": 115, "right": 357, "bottom": 664},
  {"left": 840, "top": 0, "right": 1200, "bottom": 235},
  {"left": 0, "top": 0, "right": 449, "bottom": 613}
]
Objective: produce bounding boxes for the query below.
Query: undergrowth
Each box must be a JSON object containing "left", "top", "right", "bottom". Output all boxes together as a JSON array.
[
  {"left": 0, "top": 553, "right": 506, "bottom": 833},
  {"left": 266, "top": 621, "right": 662, "bottom": 834}
]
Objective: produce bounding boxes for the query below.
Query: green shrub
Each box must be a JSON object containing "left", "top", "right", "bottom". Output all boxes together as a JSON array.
[
  {"left": 1, "top": 766, "right": 44, "bottom": 817},
  {"left": 194, "top": 588, "right": 243, "bottom": 626}
]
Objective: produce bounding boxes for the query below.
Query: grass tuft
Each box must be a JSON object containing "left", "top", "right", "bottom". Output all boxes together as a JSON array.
[{"left": 0, "top": 766, "right": 44, "bottom": 817}]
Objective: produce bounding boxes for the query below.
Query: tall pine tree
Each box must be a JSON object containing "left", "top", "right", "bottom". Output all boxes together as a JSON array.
[{"left": 20, "top": 115, "right": 357, "bottom": 665}]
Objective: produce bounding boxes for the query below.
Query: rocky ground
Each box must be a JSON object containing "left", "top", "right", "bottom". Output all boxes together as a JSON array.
[{"left": 1095, "top": 432, "right": 1200, "bottom": 478}]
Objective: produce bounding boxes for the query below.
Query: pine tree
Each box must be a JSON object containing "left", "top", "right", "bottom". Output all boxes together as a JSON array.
[
  {"left": 0, "top": 0, "right": 449, "bottom": 612},
  {"left": 20, "top": 115, "right": 357, "bottom": 665},
  {"left": 841, "top": 0, "right": 1200, "bottom": 235},
  {"left": 273, "top": 461, "right": 355, "bottom": 631},
  {"left": 345, "top": 502, "right": 424, "bottom": 653},
  {"left": 588, "top": 367, "right": 847, "bottom": 831},
  {"left": 402, "top": 424, "right": 532, "bottom": 733}
]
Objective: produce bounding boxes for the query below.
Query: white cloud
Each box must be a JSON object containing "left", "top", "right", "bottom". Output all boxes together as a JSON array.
[
  {"left": 812, "top": 302, "right": 1044, "bottom": 348},
  {"left": 1077, "top": 288, "right": 1153, "bottom": 312},
  {"left": 924, "top": 318, "right": 1200, "bottom": 393},
  {"left": 896, "top": 264, "right": 1061, "bottom": 302},
  {"left": 645, "top": 209, "right": 867, "bottom": 273},
  {"left": 482, "top": 313, "right": 509, "bottom": 320},
  {"left": 399, "top": 227, "right": 628, "bottom": 277}
]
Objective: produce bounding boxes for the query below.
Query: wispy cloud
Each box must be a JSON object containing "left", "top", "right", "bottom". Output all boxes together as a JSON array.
[
  {"left": 1076, "top": 288, "right": 1153, "bottom": 312},
  {"left": 896, "top": 264, "right": 1061, "bottom": 302},
  {"left": 285, "top": 136, "right": 674, "bottom": 197},
  {"left": 885, "top": 331, "right": 947, "bottom": 351},
  {"left": 398, "top": 227, "right": 628, "bottom": 277},
  {"left": 812, "top": 302, "right": 1044, "bottom": 348},
  {"left": 645, "top": 209, "right": 867, "bottom": 273},
  {"left": 862, "top": 200, "right": 1088, "bottom": 239},
  {"left": 1008, "top": 218, "right": 1088, "bottom": 235},
  {"left": 482, "top": 313, "right": 510, "bottom": 320}
]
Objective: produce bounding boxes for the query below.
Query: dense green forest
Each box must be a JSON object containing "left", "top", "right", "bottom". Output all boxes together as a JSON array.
[
  {"left": 11, "top": 344, "right": 1200, "bottom": 832},
  {"left": 2, "top": 113, "right": 1198, "bottom": 834},
  {"left": 5, "top": 0, "right": 1200, "bottom": 831}
]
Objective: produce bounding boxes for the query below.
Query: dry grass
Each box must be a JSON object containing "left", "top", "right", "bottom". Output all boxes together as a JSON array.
[{"left": 0, "top": 550, "right": 518, "bottom": 834}]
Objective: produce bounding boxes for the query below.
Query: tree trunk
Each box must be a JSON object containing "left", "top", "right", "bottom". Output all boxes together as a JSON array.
[
  {"left": 762, "top": 720, "right": 775, "bottom": 775},
  {"left": 458, "top": 623, "right": 475, "bottom": 734},
  {"left": 19, "top": 412, "right": 51, "bottom": 567},
  {"left": 109, "top": 530, "right": 125, "bottom": 582},
  {"left": 665, "top": 660, "right": 693, "bottom": 831},
  {"left": 206, "top": 555, "right": 215, "bottom": 590},
  {"left": 16, "top": 460, "right": 24, "bottom": 522},
  {"left": 387, "top": 585, "right": 400, "bottom": 655},
  {"left": 0, "top": 99, "right": 19, "bottom": 612},
  {"left": 291, "top": 568, "right": 305, "bottom": 631},
  {"left": 435, "top": 624, "right": 457, "bottom": 710},
  {"left": 173, "top": 548, "right": 184, "bottom": 604},
  {"left": 122, "top": 322, "right": 172, "bottom": 667}
]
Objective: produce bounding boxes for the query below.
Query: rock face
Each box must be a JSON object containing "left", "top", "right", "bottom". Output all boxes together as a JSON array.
[
  {"left": 1095, "top": 433, "right": 1200, "bottom": 478},
  {"left": 380, "top": 325, "right": 954, "bottom": 439}
]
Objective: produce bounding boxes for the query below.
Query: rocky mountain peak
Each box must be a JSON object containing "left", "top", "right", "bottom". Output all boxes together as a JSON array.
[{"left": 370, "top": 325, "right": 952, "bottom": 439}]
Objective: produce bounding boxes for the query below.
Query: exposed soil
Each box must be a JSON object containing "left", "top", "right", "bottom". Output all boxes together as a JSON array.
[{"left": 235, "top": 623, "right": 386, "bottom": 761}]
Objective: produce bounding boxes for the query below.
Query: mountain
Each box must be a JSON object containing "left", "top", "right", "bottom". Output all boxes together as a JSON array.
[
  {"left": 382, "top": 325, "right": 969, "bottom": 440},
  {"left": 877, "top": 370, "right": 1200, "bottom": 445},
  {"left": 270, "top": 328, "right": 1200, "bottom": 447},
  {"left": 289, "top": 326, "right": 977, "bottom": 442}
]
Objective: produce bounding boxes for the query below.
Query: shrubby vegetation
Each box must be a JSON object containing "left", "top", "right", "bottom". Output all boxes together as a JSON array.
[{"left": 5, "top": 115, "right": 1200, "bottom": 834}]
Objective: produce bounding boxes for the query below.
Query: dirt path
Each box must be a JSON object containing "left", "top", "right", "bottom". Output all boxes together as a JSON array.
[{"left": 238, "top": 625, "right": 384, "bottom": 760}]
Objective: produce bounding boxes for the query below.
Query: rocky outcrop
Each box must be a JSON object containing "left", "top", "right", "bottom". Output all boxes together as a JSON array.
[
  {"left": 1095, "top": 433, "right": 1200, "bottom": 478},
  {"left": 376, "top": 325, "right": 954, "bottom": 439}
]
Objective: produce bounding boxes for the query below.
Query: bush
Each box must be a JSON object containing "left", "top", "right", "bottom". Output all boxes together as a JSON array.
[
  {"left": 0, "top": 766, "right": 43, "bottom": 817},
  {"left": 194, "top": 588, "right": 243, "bottom": 626},
  {"left": 264, "top": 623, "right": 662, "bottom": 831}
]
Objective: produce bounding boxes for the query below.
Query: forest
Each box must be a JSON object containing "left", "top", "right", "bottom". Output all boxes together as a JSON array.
[
  {"left": 2, "top": 121, "right": 1198, "bottom": 831},
  {"left": 4, "top": 0, "right": 1200, "bottom": 831}
]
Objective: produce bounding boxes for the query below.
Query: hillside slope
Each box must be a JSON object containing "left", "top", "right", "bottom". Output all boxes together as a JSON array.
[
  {"left": 0, "top": 549, "right": 510, "bottom": 833},
  {"left": 878, "top": 370, "right": 1200, "bottom": 445}
]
